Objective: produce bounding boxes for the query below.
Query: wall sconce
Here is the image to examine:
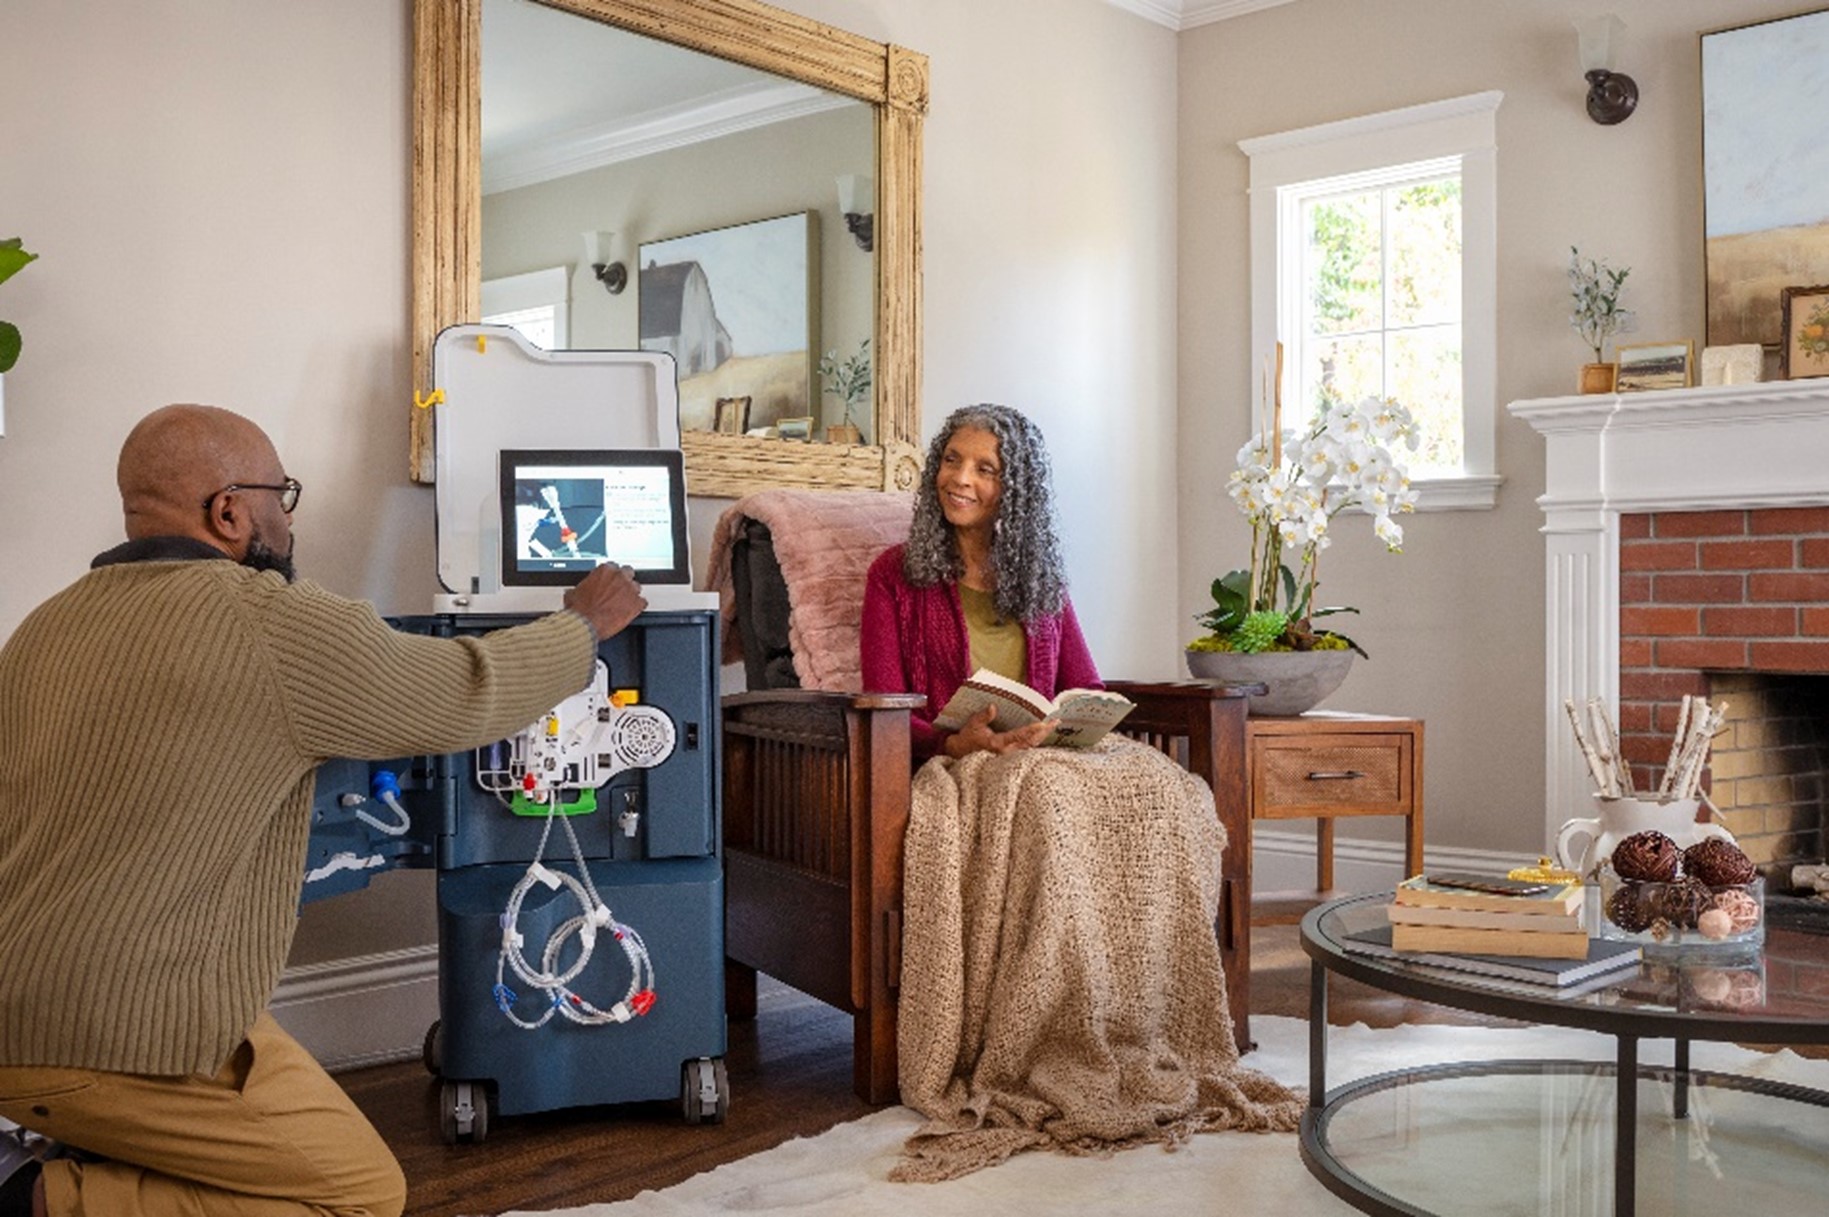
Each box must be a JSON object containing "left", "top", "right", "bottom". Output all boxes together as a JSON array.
[
  {"left": 836, "top": 174, "right": 874, "bottom": 252},
  {"left": 582, "top": 230, "right": 627, "bottom": 294},
  {"left": 1576, "top": 13, "right": 1637, "bottom": 125}
]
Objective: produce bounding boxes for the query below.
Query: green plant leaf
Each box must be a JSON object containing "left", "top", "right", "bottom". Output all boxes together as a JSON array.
[
  {"left": 1196, "top": 570, "right": 1251, "bottom": 635},
  {"left": 0, "top": 321, "right": 20, "bottom": 373},
  {"left": 0, "top": 240, "right": 36, "bottom": 288},
  {"left": 1278, "top": 562, "right": 1298, "bottom": 614}
]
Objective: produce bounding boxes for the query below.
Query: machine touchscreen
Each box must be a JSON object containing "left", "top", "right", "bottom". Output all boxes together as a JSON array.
[{"left": 498, "top": 448, "right": 689, "bottom": 587}]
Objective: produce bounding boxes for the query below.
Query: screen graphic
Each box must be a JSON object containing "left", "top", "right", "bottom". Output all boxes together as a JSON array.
[{"left": 498, "top": 450, "right": 688, "bottom": 586}]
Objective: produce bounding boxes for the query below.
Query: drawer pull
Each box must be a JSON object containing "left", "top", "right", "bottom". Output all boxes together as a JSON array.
[{"left": 1306, "top": 769, "right": 1366, "bottom": 781}]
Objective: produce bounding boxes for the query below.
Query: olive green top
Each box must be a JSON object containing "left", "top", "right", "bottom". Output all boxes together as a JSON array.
[
  {"left": 0, "top": 555, "right": 595, "bottom": 1074},
  {"left": 960, "top": 583, "right": 1027, "bottom": 685}
]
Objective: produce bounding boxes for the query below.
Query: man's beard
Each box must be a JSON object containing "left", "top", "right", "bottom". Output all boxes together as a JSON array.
[{"left": 243, "top": 527, "right": 296, "bottom": 583}]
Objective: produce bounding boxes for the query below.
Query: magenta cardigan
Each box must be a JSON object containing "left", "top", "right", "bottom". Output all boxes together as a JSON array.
[{"left": 860, "top": 543, "right": 1102, "bottom": 758}]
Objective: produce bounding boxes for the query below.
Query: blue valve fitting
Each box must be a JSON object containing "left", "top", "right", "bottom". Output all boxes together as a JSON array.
[{"left": 371, "top": 769, "right": 402, "bottom": 800}]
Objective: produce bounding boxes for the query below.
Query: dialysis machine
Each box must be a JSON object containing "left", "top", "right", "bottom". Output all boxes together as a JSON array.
[{"left": 300, "top": 326, "right": 727, "bottom": 1142}]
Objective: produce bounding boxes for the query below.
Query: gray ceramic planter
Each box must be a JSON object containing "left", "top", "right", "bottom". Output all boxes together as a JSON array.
[{"left": 1183, "top": 648, "right": 1355, "bottom": 716}]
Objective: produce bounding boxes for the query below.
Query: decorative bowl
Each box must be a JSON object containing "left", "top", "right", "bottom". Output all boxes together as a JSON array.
[
  {"left": 1596, "top": 869, "right": 1764, "bottom": 953},
  {"left": 1183, "top": 648, "right": 1355, "bottom": 716}
]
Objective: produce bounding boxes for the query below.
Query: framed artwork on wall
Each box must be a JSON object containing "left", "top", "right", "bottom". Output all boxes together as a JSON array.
[
  {"left": 1616, "top": 341, "right": 1695, "bottom": 393},
  {"left": 1780, "top": 285, "right": 1829, "bottom": 379},
  {"left": 637, "top": 212, "right": 819, "bottom": 434},
  {"left": 1702, "top": 8, "right": 1829, "bottom": 349}
]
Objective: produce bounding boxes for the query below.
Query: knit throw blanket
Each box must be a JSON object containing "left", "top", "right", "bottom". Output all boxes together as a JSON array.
[{"left": 893, "top": 738, "right": 1303, "bottom": 1183}]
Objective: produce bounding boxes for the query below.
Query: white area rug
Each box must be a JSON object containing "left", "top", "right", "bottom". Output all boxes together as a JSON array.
[{"left": 508, "top": 1016, "right": 1829, "bottom": 1217}]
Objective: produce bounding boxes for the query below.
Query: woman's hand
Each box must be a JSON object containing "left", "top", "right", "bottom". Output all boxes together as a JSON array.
[{"left": 942, "top": 704, "right": 1056, "bottom": 757}]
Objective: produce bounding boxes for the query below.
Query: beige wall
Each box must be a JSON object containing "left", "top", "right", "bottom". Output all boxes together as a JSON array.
[
  {"left": 1178, "top": 0, "right": 1800, "bottom": 858},
  {"left": 1, "top": 0, "right": 1180, "bottom": 971}
]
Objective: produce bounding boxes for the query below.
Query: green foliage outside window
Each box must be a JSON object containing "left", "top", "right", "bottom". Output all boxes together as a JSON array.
[{"left": 1302, "top": 177, "right": 1462, "bottom": 474}]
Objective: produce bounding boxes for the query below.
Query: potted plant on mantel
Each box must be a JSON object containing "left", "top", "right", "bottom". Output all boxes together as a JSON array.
[
  {"left": 1569, "top": 246, "right": 1633, "bottom": 394},
  {"left": 817, "top": 338, "right": 870, "bottom": 445},
  {"left": 1186, "top": 387, "right": 1420, "bottom": 715}
]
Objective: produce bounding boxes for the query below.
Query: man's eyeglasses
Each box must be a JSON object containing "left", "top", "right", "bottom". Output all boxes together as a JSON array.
[{"left": 202, "top": 478, "right": 303, "bottom": 515}]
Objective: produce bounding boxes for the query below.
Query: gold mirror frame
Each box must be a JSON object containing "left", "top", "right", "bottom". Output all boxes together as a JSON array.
[{"left": 411, "top": 0, "right": 927, "bottom": 496}]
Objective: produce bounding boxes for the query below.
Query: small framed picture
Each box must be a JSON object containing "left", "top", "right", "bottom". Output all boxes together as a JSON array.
[
  {"left": 713, "top": 395, "right": 751, "bottom": 435},
  {"left": 775, "top": 415, "right": 814, "bottom": 442},
  {"left": 1780, "top": 285, "right": 1829, "bottom": 380},
  {"left": 1615, "top": 340, "right": 1695, "bottom": 392}
]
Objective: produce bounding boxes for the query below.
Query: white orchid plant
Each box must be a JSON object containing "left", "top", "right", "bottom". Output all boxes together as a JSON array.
[{"left": 1192, "top": 393, "right": 1420, "bottom": 657}]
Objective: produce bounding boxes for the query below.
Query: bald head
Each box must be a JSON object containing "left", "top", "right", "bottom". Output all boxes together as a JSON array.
[{"left": 117, "top": 405, "right": 294, "bottom": 574}]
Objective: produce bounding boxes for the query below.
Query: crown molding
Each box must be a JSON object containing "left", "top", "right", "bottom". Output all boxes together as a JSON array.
[
  {"left": 484, "top": 80, "right": 855, "bottom": 195},
  {"left": 1103, "top": 0, "right": 1298, "bottom": 31}
]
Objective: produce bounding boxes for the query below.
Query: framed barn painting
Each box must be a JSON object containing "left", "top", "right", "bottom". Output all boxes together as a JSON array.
[
  {"left": 637, "top": 212, "right": 819, "bottom": 434},
  {"left": 1702, "top": 8, "right": 1829, "bottom": 348}
]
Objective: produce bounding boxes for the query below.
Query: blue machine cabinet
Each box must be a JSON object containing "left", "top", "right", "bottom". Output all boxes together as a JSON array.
[{"left": 304, "top": 607, "right": 726, "bottom": 1142}]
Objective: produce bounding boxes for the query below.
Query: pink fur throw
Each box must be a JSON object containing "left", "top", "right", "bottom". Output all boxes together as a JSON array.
[{"left": 704, "top": 489, "right": 914, "bottom": 692}]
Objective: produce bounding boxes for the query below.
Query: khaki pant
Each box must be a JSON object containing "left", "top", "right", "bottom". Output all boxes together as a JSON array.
[{"left": 0, "top": 1013, "right": 405, "bottom": 1217}]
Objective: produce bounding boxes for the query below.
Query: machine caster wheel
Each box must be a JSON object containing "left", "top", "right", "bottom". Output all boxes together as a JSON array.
[
  {"left": 422, "top": 1020, "right": 442, "bottom": 1076},
  {"left": 439, "top": 1079, "right": 490, "bottom": 1144},
  {"left": 681, "top": 1057, "right": 729, "bottom": 1125}
]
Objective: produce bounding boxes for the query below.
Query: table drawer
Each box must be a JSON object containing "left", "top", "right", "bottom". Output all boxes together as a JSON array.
[{"left": 1252, "top": 734, "right": 1411, "bottom": 817}]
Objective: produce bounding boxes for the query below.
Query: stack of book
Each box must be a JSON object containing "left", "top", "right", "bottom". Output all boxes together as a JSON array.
[
  {"left": 1387, "top": 872, "right": 1588, "bottom": 958},
  {"left": 1338, "top": 873, "right": 1643, "bottom": 989}
]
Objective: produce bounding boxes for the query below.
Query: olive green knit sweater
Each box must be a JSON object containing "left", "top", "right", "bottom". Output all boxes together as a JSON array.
[{"left": 0, "top": 556, "right": 596, "bottom": 1075}]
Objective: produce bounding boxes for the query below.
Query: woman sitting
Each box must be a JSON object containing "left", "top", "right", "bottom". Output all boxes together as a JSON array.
[{"left": 862, "top": 404, "right": 1300, "bottom": 1182}]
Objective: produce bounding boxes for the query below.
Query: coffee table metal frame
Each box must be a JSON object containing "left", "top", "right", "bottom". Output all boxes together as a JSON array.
[{"left": 1300, "top": 894, "right": 1829, "bottom": 1217}]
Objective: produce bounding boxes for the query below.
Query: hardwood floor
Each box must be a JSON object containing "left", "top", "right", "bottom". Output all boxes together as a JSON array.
[{"left": 339, "top": 921, "right": 1495, "bottom": 1216}]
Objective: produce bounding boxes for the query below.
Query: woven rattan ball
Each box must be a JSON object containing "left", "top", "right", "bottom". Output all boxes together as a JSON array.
[
  {"left": 1610, "top": 831, "right": 1680, "bottom": 883},
  {"left": 1684, "top": 837, "right": 1756, "bottom": 887}
]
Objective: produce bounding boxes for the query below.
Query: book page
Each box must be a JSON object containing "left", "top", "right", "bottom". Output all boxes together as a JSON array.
[
  {"left": 932, "top": 673, "right": 1049, "bottom": 734},
  {"left": 932, "top": 670, "right": 1135, "bottom": 748},
  {"left": 1041, "top": 690, "right": 1135, "bottom": 749}
]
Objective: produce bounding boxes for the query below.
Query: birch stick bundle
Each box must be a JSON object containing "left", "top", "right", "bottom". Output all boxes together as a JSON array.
[
  {"left": 1564, "top": 695, "right": 1727, "bottom": 801},
  {"left": 1564, "top": 697, "right": 1632, "bottom": 797},
  {"left": 1660, "top": 695, "right": 1729, "bottom": 800}
]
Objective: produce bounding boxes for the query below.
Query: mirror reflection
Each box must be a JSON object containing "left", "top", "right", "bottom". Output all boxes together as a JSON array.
[{"left": 480, "top": 0, "right": 877, "bottom": 443}]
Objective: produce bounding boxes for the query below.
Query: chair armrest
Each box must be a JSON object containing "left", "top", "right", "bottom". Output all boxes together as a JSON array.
[
  {"left": 723, "top": 689, "right": 926, "bottom": 712},
  {"left": 1104, "top": 679, "right": 1264, "bottom": 702}
]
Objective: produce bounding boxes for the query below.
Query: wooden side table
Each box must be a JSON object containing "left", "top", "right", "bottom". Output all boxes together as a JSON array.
[{"left": 1247, "top": 711, "right": 1424, "bottom": 918}]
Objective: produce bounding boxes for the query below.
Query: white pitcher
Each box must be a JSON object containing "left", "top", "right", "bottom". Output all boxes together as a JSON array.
[{"left": 1554, "top": 795, "right": 1734, "bottom": 877}]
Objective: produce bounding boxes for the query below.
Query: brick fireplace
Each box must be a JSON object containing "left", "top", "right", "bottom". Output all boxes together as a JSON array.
[
  {"left": 1617, "top": 507, "right": 1829, "bottom": 875},
  {"left": 1513, "top": 379, "right": 1829, "bottom": 860}
]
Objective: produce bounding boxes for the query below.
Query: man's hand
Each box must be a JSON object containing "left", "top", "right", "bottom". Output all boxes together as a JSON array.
[
  {"left": 563, "top": 563, "right": 647, "bottom": 639},
  {"left": 941, "top": 704, "right": 1056, "bottom": 758}
]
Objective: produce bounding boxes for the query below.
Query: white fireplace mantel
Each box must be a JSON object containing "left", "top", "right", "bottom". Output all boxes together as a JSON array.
[{"left": 1510, "top": 378, "right": 1829, "bottom": 846}]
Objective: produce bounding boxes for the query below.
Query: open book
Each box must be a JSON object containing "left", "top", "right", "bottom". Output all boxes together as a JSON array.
[{"left": 932, "top": 668, "right": 1134, "bottom": 749}]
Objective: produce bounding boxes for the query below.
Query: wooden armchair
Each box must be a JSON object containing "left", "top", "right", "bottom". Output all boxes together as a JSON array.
[{"left": 709, "top": 495, "right": 1258, "bottom": 1105}]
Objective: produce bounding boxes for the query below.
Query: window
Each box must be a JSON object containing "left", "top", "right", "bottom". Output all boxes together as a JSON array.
[
  {"left": 481, "top": 266, "right": 571, "bottom": 351},
  {"left": 1242, "top": 92, "right": 1502, "bottom": 509}
]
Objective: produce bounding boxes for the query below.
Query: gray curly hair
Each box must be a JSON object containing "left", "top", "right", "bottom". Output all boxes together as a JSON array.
[{"left": 903, "top": 403, "right": 1066, "bottom": 621}]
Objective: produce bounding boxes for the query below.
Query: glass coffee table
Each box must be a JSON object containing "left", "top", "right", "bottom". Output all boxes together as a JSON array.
[{"left": 1301, "top": 893, "right": 1829, "bottom": 1217}]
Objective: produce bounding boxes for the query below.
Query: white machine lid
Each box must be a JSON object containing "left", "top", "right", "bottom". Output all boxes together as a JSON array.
[{"left": 431, "top": 324, "right": 683, "bottom": 602}]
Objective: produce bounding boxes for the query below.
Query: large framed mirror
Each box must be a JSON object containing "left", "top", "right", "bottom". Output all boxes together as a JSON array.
[{"left": 412, "top": 0, "right": 927, "bottom": 497}]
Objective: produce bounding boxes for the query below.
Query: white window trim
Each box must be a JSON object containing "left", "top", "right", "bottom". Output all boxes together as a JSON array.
[
  {"left": 481, "top": 266, "right": 571, "bottom": 348},
  {"left": 1241, "top": 91, "right": 1503, "bottom": 511}
]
